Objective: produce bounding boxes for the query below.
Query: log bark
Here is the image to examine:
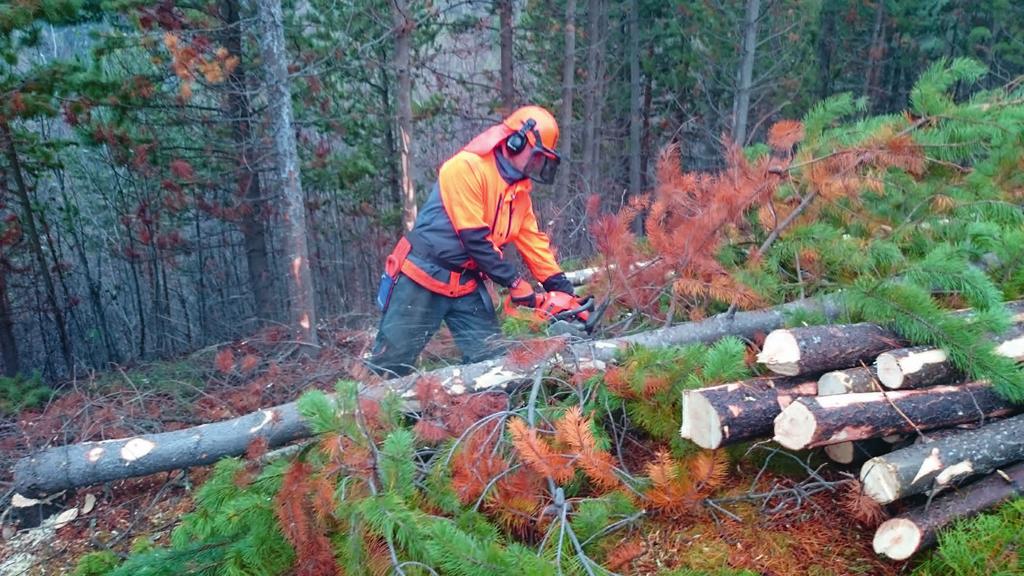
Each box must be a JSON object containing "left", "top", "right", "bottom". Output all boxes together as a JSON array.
[
  {"left": 817, "top": 366, "right": 881, "bottom": 396},
  {"left": 773, "top": 381, "right": 1019, "bottom": 450},
  {"left": 757, "top": 323, "right": 904, "bottom": 376},
  {"left": 860, "top": 413, "right": 1024, "bottom": 504},
  {"left": 872, "top": 461, "right": 1024, "bottom": 560},
  {"left": 680, "top": 377, "right": 818, "bottom": 449},
  {"left": 13, "top": 296, "right": 842, "bottom": 497},
  {"left": 876, "top": 326, "right": 1024, "bottom": 389},
  {"left": 759, "top": 301, "right": 1024, "bottom": 377}
]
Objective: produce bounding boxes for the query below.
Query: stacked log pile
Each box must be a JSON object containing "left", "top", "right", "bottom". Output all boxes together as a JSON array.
[{"left": 679, "top": 302, "right": 1024, "bottom": 561}]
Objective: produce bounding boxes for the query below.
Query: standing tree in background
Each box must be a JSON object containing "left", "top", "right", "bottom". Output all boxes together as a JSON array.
[
  {"left": 731, "top": 0, "right": 761, "bottom": 146},
  {"left": 581, "top": 0, "right": 605, "bottom": 195},
  {"left": 393, "top": 0, "right": 417, "bottom": 232},
  {"left": 554, "top": 0, "right": 577, "bottom": 200},
  {"left": 628, "top": 0, "right": 642, "bottom": 200},
  {"left": 257, "top": 0, "right": 319, "bottom": 347},
  {"left": 498, "top": 0, "right": 516, "bottom": 111}
]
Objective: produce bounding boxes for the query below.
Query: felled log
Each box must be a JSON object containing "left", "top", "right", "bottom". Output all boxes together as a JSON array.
[
  {"left": 872, "top": 461, "right": 1024, "bottom": 560},
  {"left": 13, "top": 296, "right": 843, "bottom": 497},
  {"left": 817, "top": 366, "right": 881, "bottom": 396},
  {"left": 757, "top": 323, "right": 904, "bottom": 376},
  {"left": 772, "top": 381, "right": 1018, "bottom": 450},
  {"left": 876, "top": 326, "right": 1024, "bottom": 390},
  {"left": 680, "top": 377, "right": 817, "bottom": 449},
  {"left": 823, "top": 436, "right": 909, "bottom": 466},
  {"left": 758, "top": 302, "right": 1024, "bottom": 377},
  {"left": 859, "top": 413, "right": 1024, "bottom": 504}
]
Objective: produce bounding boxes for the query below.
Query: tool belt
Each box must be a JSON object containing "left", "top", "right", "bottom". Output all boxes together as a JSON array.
[{"left": 385, "top": 237, "right": 479, "bottom": 298}]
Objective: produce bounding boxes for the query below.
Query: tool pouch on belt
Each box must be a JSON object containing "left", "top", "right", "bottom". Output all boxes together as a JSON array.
[{"left": 377, "top": 237, "right": 412, "bottom": 311}]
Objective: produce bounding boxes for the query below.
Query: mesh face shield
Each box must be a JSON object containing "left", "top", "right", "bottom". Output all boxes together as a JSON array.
[{"left": 523, "top": 145, "right": 561, "bottom": 185}]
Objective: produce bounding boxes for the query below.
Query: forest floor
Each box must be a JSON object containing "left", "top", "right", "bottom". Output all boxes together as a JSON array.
[{"left": 0, "top": 324, "right": 913, "bottom": 576}]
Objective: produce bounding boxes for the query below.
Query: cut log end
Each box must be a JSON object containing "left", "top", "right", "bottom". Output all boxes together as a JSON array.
[
  {"left": 875, "top": 353, "right": 905, "bottom": 389},
  {"left": 818, "top": 372, "right": 852, "bottom": 396},
  {"left": 773, "top": 401, "right": 816, "bottom": 450},
  {"left": 860, "top": 460, "right": 900, "bottom": 505},
  {"left": 873, "top": 518, "right": 923, "bottom": 561},
  {"left": 681, "top": 392, "right": 723, "bottom": 449},
  {"left": 757, "top": 329, "right": 800, "bottom": 376},
  {"left": 824, "top": 441, "right": 855, "bottom": 464}
]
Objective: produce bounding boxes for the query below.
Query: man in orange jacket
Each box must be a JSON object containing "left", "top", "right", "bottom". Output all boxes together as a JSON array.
[{"left": 367, "top": 105, "right": 580, "bottom": 377}]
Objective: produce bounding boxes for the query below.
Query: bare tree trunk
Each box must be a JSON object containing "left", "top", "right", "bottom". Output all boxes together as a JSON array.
[
  {"left": 731, "top": 0, "right": 761, "bottom": 146},
  {"left": 0, "top": 265, "right": 19, "bottom": 376},
  {"left": 554, "top": 0, "right": 576, "bottom": 200},
  {"left": 862, "top": 0, "right": 886, "bottom": 111},
  {"left": 628, "top": 0, "right": 641, "bottom": 204},
  {"left": 0, "top": 117, "right": 73, "bottom": 374},
  {"left": 497, "top": 0, "right": 515, "bottom": 111},
  {"left": 221, "top": 0, "right": 274, "bottom": 323},
  {"left": 257, "top": 0, "right": 319, "bottom": 347},
  {"left": 392, "top": 0, "right": 417, "bottom": 232},
  {"left": 581, "top": 0, "right": 602, "bottom": 194}
]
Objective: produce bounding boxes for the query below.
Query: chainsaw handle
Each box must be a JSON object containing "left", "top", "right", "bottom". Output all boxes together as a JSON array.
[{"left": 550, "top": 295, "right": 595, "bottom": 322}]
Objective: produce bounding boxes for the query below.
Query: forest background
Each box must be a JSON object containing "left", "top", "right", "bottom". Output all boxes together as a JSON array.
[{"left": 2, "top": 0, "right": 1023, "bottom": 381}]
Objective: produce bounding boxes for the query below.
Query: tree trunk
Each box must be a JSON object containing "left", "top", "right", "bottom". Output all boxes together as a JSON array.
[
  {"left": 221, "top": 0, "right": 274, "bottom": 323},
  {"left": 773, "top": 382, "right": 1019, "bottom": 450},
  {"left": 0, "top": 265, "right": 19, "bottom": 376},
  {"left": 680, "top": 376, "right": 818, "bottom": 449},
  {"left": 872, "top": 461, "right": 1024, "bottom": 561},
  {"left": 759, "top": 303, "right": 1024, "bottom": 377},
  {"left": 876, "top": 326, "right": 1024, "bottom": 389},
  {"left": 757, "top": 322, "right": 904, "bottom": 376},
  {"left": 554, "top": 0, "right": 576, "bottom": 200},
  {"left": 816, "top": 3, "right": 836, "bottom": 99},
  {"left": 862, "top": 0, "right": 886, "bottom": 111},
  {"left": 817, "top": 366, "right": 882, "bottom": 396},
  {"left": 497, "top": 0, "right": 514, "bottom": 111},
  {"left": 257, "top": 0, "right": 318, "bottom": 347},
  {"left": 0, "top": 117, "right": 73, "bottom": 374},
  {"left": 731, "top": 0, "right": 760, "bottom": 146},
  {"left": 13, "top": 296, "right": 842, "bottom": 496},
  {"left": 628, "top": 0, "right": 641, "bottom": 205},
  {"left": 392, "top": 0, "right": 417, "bottom": 232},
  {"left": 860, "top": 413, "right": 1024, "bottom": 504},
  {"left": 580, "top": 0, "right": 602, "bottom": 194}
]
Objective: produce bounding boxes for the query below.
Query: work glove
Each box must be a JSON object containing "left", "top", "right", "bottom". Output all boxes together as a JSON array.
[
  {"left": 509, "top": 277, "right": 540, "bottom": 308},
  {"left": 541, "top": 272, "right": 575, "bottom": 296}
]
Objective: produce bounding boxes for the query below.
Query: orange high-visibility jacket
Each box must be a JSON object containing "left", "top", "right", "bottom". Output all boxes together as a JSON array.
[{"left": 400, "top": 147, "right": 563, "bottom": 296}]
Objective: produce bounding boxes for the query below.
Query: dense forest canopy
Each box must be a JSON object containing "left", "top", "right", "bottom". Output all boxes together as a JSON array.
[{"left": 1, "top": 0, "right": 1023, "bottom": 380}]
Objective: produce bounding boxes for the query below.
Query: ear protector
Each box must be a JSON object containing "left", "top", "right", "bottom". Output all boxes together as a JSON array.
[{"left": 505, "top": 118, "right": 537, "bottom": 154}]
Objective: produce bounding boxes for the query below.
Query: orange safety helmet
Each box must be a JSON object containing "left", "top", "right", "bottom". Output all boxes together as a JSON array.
[{"left": 463, "top": 105, "right": 560, "bottom": 156}]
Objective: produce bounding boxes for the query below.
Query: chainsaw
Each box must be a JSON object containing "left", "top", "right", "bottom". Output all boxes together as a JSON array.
[{"left": 505, "top": 292, "right": 608, "bottom": 338}]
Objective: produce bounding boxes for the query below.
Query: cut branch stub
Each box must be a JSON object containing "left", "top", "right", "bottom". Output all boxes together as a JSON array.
[
  {"left": 873, "top": 461, "right": 1024, "bottom": 560},
  {"left": 757, "top": 323, "right": 904, "bottom": 376},
  {"left": 817, "top": 366, "right": 882, "bottom": 396},
  {"left": 859, "top": 413, "right": 1024, "bottom": 504},
  {"left": 773, "top": 381, "right": 1019, "bottom": 450},
  {"left": 680, "top": 376, "right": 817, "bottom": 449}
]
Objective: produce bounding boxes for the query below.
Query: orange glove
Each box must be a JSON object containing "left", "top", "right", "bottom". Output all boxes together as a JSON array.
[{"left": 509, "top": 278, "right": 539, "bottom": 308}]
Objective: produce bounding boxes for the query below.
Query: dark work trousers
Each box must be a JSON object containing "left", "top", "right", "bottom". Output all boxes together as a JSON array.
[{"left": 366, "top": 274, "right": 503, "bottom": 377}]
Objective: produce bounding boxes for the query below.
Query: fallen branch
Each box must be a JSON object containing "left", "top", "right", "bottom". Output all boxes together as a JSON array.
[{"left": 13, "top": 296, "right": 842, "bottom": 497}]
